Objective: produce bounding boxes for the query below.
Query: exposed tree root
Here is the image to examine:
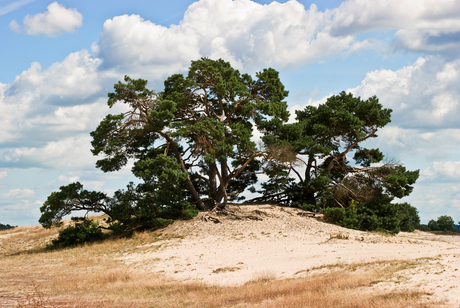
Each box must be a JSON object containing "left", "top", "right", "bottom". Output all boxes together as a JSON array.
[{"left": 201, "top": 207, "right": 271, "bottom": 223}]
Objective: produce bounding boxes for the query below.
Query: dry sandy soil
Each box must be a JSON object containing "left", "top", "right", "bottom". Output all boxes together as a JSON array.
[{"left": 118, "top": 204, "right": 460, "bottom": 306}]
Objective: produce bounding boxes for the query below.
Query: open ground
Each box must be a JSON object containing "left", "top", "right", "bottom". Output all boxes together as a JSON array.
[{"left": 1, "top": 204, "right": 459, "bottom": 307}]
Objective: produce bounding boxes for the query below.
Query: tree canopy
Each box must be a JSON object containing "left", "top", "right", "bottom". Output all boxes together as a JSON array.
[
  {"left": 90, "top": 58, "right": 289, "bottom": 210},
  {"left": 427, "top": 215, "right": 458, "bottom": 232},
  {"left": 40, "top": 58, "right": 420, "bottom": 237},
  {"left": 254, "top": 91, "right": 420, "bottom": 233}
]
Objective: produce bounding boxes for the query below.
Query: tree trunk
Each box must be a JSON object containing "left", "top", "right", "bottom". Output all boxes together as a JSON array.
[
  {"left": 211, "top": 158, "right": 230, "bottom": 208},
  {"left": 214, "top": 185, "right": 228, "bottom": 206},
  {"left": 208, "top": 163, "right": 218, "bottom": 199},
  {"left": 162, "top": 134, "right": 206, "bottom": 211},
  {"left": 302, "top": 157, "right": 317, "bottom": 207}
]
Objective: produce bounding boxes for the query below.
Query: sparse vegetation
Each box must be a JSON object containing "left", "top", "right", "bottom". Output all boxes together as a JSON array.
[
  {"left": 329, "top": 231, "right": 349, "bottom": 240},
  {"left": 0, "top": 223, "right": 445, "bottom": 307}
]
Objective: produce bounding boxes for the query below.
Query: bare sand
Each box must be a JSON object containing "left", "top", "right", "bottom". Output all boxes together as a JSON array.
[{"left": 119, "top": 204, "right": 460, "bottom": 306}]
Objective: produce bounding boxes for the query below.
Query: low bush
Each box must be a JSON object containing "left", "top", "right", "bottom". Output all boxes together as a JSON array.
[
  {"left": 49, "top": 218, "right": 104, "bottom": 249},
  {"left": 323, "top": 200, "right": 420, "bottom": 234}
]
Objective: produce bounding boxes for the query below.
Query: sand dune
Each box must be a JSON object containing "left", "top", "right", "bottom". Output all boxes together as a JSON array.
[{"left": 119, "top": 204, "right": 460, "bottom": 306}]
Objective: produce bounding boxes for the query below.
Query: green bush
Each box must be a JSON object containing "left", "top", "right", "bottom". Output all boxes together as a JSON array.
[
  {"left": 50, "top": 218, "right": 104, "bottom": 249},
  {"left": 415, "top": 224, "right": 431, "bottom": 231},
  {"left": 40, "top": 153, "right": 199, "bottom": 238},
  {"left": 0, "top": 223, "right": 16, "bottom": 231},
  {"left": 295, "top": 202, "right": 316, "bottom": 212},
  {"left": 323, "top": 207, "right": 346, "bottom": 224},
  {"left": 322, "top": 199, "right": 420, "bottom": 234}
]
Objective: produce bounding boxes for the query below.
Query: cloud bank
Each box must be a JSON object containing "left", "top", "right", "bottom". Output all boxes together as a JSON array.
[{"left": 94, "top": 0, "right": 460, "bottom": 78}]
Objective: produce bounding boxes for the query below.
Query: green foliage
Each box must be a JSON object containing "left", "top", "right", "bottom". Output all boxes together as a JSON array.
[
  {"left": 415, "top": 224, "right": 431, "bottom": 232},
  {"left": 90, "top": 58, "right": 289, "bottom": 210},
  {"left": 49, "top": 218, "right": 104, "bottom": 249},
  {"left": 45, "top": 57, "right": 289, "bottom": 236},
  {"left": 39, "top": 182, "right": 108, "bottom": 229},
  {"left": 323, "top": 200, "right": 420, "bottom": 234},
  {"left": 296, "top": 203, "right": 316, "bottom": 212},
  {"left": 40, "top": 58, "right": 422, "bottom": 239},
  {"left": 40, "top": 168, "right": 197, "bottom": 236},
  {"left": 106, "top": 154, "right": 199, "bottom": 235},
  {"left": 426, "top": 215, "right": 457, "bottom": 232},
  {"left": 40, "top": 154, "right": 198, "bottom": 235},
  {"left": 0, "top": 223, "right": 16, "bottom": 231},
  {"left": 257, "top": 91, "right": 420, "bottom": 234}
]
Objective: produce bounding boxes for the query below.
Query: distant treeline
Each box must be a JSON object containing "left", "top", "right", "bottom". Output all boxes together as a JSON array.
[
  {"left": 417, "top": 215, "right": 459, "bottom": 233},
  {"left": 417, "top": 224, "right": 459, "bottom": 232},
  {"left": 0, "top": 223, "right": 16, "bottom": 231}
]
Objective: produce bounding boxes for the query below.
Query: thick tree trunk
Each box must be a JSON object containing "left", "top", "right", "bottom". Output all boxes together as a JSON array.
[
  {"left": 219, "top": 158, "right": 230, "bottom": 207},
  {"left": 185, "top": 177, "right": 206, "bottom": 211},
  {"left": 302, "top": 157, "right": 317, "bottom": 207},
  {"left": 208, "top": 163, "right": 218, "bottom": 199},
  {"left": 208, "top": 158, "right": 230, "bottom": 208},
  {"left": 159, "top": 131, "right": 206, "bottom": 211},
  {"left": 214, "top": 185, "right": 228, "bottom": 206}
]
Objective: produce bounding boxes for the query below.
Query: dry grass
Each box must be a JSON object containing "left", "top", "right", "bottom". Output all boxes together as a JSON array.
[
  {"left": 0, "top": 226, "right": 57, "bottom": 256},
  {"left": 0, "top": 225, "right": 443, "bottom": 308},
  {"left": 329, "top": 231, "right": 350, "bottom": 240}
]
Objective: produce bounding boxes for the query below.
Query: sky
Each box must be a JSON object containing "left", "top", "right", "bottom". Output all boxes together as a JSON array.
[{"left": 1, "top": 0, "right": 460, "bottom": 226}]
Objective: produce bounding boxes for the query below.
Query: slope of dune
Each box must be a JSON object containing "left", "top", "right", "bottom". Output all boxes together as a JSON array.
[{"left": 119, "top": 204, "right": 460, "bottom": 305}]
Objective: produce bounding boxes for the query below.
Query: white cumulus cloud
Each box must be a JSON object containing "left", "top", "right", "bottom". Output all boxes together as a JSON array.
[
  {"left": 2, "top": 188, "right": 35, "bottom": 199},
  {"left": 8, "top": 50, "right": 102, "bottom": 100},
  {"left": 422, "top": 161, "right": 460, "bottom": 181},
  {"left": 93, "top": 0, "right": 460, "bottom": 78},
  {"left": 349, "top": 57, "right": 460, "bottom": 129},
  {"left": 95, "top": 0, "right": 362, "bottom": 78},
  {"left": 1, "top": 135, "right": 97, "bottom": 169},
  {"left": 23, "top": 2, "right": 82, "bottom": 37},
  {"left": 97, "top": 14, "right": 201, "bottom": 79},
  {"left": 58, "top": 175, "right": 80, "bottom": 183},
  {"left": 0, "top": 50, "right": 107, "bottom": 147},
  {"left": 328, "top": 0, "right": 460, "bottom": 57},
  {"left": 8, "top": 19, "right": 21, "bottom": 33},
  {"left": 28, "top": 99, "right": 112, "bottom": 132}
]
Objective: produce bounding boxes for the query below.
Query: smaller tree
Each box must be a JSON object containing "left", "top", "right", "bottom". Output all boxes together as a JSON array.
[
  {"left": 254, "top": 91, "right": 420, "bottom": 233},
  {"left": 39, "top": 154, "right": 198, "bottom": 236},
  {"left": 427, "top": 215, "right": 457, "bottom": 232}
]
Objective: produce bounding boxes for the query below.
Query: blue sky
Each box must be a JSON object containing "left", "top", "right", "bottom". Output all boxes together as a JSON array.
[{"left": 1, "top": 0, "right": 460, "bottom": 226}]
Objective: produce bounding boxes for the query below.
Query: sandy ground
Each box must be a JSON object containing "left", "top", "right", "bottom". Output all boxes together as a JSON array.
[{"left": 118, "top": 204, "right": 460, "bottom": 306}]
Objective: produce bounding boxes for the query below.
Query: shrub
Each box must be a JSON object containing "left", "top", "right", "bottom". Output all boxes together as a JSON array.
[
  {"left": 323, "top": 199, "right": 420, "bottom": 234},
  {"left": 50, "top": 218, "right": 104, "bottom": 249},
  {"left": 323, "top": 207, "right": 346, "bottom": 224},
  {"left": 0, "top": 223, "right": 16, "bottom": 231}
]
